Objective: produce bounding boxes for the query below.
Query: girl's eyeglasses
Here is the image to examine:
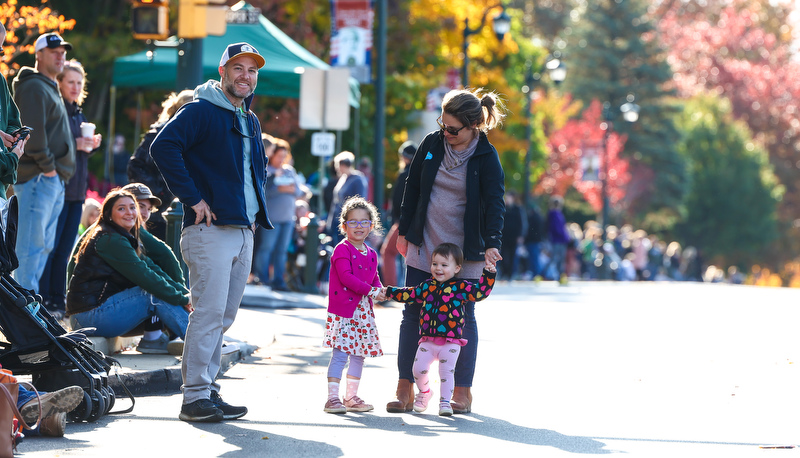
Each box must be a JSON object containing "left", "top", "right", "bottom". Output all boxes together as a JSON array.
[
  {"left": 437, "top": 117, "right": 468, "bottom": 136},
  {"left": 345, "top": 220, "right": 373, "bottom": 228}
]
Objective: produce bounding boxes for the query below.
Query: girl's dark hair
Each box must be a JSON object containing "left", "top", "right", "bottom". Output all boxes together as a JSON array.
[
  {"left": 432, "top": 242, "right": 464, "bottom": 266},
  {"left": 441, "top": 88, "right": 507, "bottom": 133},
  {"left": 75, "top": 188, "right": 142, "bottom": 260},
  {"left": 338, "top": 196, "right": 384, "bottom": 236}
]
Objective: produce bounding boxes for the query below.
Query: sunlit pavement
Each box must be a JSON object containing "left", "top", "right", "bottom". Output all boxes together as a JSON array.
[{"left": 18, "top": 280, "right": 800, "bottom": 457}]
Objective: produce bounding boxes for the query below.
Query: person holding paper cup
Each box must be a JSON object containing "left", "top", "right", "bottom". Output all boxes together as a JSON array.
[{"left": 39, "top": 60, "right": 101, "bottom": 318}]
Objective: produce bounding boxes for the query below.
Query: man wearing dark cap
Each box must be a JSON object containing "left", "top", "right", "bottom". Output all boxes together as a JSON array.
[
  {"left": 11, "top": 32, "right": 75, "bottom": 292},
  {"left": 151, "top": 42, "right": 271, "bottom": 423}
]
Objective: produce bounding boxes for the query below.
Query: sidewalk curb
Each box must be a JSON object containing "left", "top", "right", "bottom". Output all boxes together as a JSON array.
[{"left": 108, "top": 343, "right": 259, "bottom": 397}]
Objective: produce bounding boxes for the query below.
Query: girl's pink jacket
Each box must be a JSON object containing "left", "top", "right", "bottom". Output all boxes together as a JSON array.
[{"left": 327, "top": 240, "right": 382, "bottom": 318}]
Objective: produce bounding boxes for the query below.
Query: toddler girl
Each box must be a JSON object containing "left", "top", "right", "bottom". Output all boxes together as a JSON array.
[
  {"left": 323, "top": 196, "right": 385, "bottom": 413},
  {"left": 384, "top": 243, "right": 495, "bottom": 416}
]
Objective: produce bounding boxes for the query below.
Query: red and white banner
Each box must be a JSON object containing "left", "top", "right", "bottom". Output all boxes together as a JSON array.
[{"left": 330, "top": 0, "right": 373, "bottom": 84}]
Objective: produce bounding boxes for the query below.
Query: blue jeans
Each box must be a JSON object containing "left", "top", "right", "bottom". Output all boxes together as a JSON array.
[
  {"left": 526, "top": 242, "right": 541, "bottom": 276},
  {"left": 398, "top": 266, "right": 478, "bottom": 387},
  {"left": 17, "top": 385, "right": 35, "bottom": 408},
  {"left": 69, "top": 287, "right": 189, "bottom": 339},
  {"left": 39, "top": 200, "right": 83, "bottom": 310},
  {"left": 13, "top": 175, "right": 65, "bottom": 292},
  {"left": 543, "top": 242, "right": 567, "bottom": 279},
  {"left": 255, "top": 221, "right": 294, "bottom": 288}
]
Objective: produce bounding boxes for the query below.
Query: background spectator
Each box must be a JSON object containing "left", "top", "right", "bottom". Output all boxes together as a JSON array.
[
  {"left": 127, "top": 89, "right": 194, "bottom": 241},
  {"left": 326, "top": 151, "right": 367, "bottom": 244},
  {"left": 11, "top": 32, "right": 76, "bottom": 292},
  {"left": 39, "top": 59, "right": 101, "bottom": 318},
  {"left": 499, "top": 191, "right": 525, "bottom": 280},
  {"left": 542, "top": 195, "right": 570, "bottom": 282},
  {"left": 254, "top": 136, "right": 305, "bottom": 291},
  {"left": 380, "top": 141, "right": 415, "bottom": 287}
]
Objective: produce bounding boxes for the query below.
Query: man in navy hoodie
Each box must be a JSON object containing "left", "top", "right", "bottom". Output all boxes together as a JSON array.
[{"left": 151, "top": 43, "right": 272, "bottom": 423}]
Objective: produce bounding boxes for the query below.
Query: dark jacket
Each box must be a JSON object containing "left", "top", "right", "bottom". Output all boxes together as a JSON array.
[
  {"left": 398, "top": 130, "right": 505, "bottom": 261},
  {"left": 66, "top": 222, "right": 189, "bottom": 316},
  {"left": 390, "top": 168, "right": 409, "bottom": 223},
  {"left": 0, "top": 76, "right": 21, "bottom": 198},
  {"left": 127, "top": 122, "right": 175, "bottom": 221},
  {"left": 150, "top": 82, "right": 271, "bottom": 229},
  {"left": 12, "top": 67, "right": 75, "bottom": 183},
  {"left": 63, "top": 101, "right": 95, "bottom": 202},
  {"left": 547, "top": 209, "right": 570, "bottom": 244},
  {"left": 386, "top": 268, "right": 496, "bottom": 340},
  {"left": 525, "top": 206, "right": 544, "bottom": 244}
]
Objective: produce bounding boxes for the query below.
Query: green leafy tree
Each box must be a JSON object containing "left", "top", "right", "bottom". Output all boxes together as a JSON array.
[
  {"left": 675, "top": 95, "right": 782, "bottom": 268},
  {"left": 562, "top": 0, "right": 688, "bottom": 232}
]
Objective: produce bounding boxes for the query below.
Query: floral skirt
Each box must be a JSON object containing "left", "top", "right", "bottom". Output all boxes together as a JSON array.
[{"left": 323, "top": 296, "right": 383, "bottom": 357}]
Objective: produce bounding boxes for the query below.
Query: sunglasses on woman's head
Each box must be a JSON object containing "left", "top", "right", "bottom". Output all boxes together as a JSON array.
[{"left": 437, "top": 119, "right": 468, "bottom": 136}]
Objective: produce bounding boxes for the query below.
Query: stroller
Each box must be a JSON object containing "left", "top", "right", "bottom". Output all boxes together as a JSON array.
[{"left": 0, "top": 196, "right": 134, "bottom": 422}]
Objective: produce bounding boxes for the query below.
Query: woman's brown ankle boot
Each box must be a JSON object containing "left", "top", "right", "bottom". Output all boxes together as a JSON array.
[
  {"left": 385, "top": 379, "right": 414, "bottom": 413},
  {"left": 451, "top": 386, "right": 472, "bottom": 414}
]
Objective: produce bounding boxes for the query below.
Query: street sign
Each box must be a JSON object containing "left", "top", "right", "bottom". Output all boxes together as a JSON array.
[{"left": 311, "top": 132, "right": 336, "bottom": 157}]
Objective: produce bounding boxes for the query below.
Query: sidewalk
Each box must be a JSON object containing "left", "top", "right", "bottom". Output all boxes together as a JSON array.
[{"left": 106, "top": 284, "right": 325, "bottom": 397}]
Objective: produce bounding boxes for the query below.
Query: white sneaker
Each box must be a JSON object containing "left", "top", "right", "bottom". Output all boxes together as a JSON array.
[
  {"left": 221, "top": 342, "right": 240, "bottom": 355},
  {"left": 439, "top": 400, "right": 453, "bottom": 416}
]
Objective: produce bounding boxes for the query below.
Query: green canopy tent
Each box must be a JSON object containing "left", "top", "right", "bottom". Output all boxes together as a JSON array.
[{"left": 112, "top": 7, "right": 360, "bottom": 105}]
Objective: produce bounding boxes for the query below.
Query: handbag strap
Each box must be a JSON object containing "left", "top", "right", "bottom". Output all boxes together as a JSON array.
[{"left": 0, "top": 382, "right": 39, "bottom": 431}]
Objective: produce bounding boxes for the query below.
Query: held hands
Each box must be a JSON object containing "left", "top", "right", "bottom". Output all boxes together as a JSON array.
[
  {"left": 192, "top": 199, "right": 216, "bottom": 227},
  {"left": 485, "top": 247, "right": 502, "bottom": 271},
  {"left": 369, "top": 287, "right": 387, "bottom": 302}
]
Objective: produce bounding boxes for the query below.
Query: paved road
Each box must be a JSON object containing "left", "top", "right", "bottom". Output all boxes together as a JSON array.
[{"left": 17, "top": 281, "right": 800, "bottom": 457}]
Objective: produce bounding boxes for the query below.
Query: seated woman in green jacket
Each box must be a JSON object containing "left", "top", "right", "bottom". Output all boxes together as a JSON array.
[{"left": 66, "top": 188, "right": 191, "bottom": 344}]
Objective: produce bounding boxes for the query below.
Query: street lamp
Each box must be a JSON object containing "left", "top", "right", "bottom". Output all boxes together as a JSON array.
[
  {"left": 522, "top": 52, "right": 566, "bottom": 210},
  {"left": 600, "top": 95, "right": 640, "bottom": 239},
  {"left": 462, "top": 5, "right": 510, "bottom": 87}
]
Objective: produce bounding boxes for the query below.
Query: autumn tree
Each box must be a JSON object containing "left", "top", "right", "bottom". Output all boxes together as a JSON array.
[
  {"left": 656, "top": 0, "right": 800, "bottom": 265},
  {"left": 562, "top": 0, "right": 688, "bottom": 232},
  {"left": 674, "top": 95, "right": 782, "bottom": 268},
  {"left": 0, "top": 0, "right": 75, "bottom": 76},
  {"left": 538, "top": 99, "right": 631, "bottom": 220}
]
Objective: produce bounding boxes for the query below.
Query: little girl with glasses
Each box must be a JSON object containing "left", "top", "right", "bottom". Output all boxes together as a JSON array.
[{"left": 323, "top": 196, "right": 386, "bottom": 413}]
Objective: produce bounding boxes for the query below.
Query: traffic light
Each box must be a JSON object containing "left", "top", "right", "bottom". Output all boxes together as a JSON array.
[
  {"left": 132, "top": 0, "right": 169, "bottom": 40},
  {"left": 179, "top": 0, "right": 228, "bottom": 39}
]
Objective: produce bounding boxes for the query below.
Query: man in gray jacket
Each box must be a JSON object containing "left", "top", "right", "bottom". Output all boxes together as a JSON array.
[{"left": 11, "top": 32, "right": 75, "bottom": 292}]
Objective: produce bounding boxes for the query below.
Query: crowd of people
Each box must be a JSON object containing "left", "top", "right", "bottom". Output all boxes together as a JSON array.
[{"left": 497, "top": 194, "right": 709, "bottom": 284}]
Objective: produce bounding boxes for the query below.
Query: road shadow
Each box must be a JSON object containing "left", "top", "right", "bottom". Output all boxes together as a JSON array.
[
  {"left": 188, "top": 420, "right": 344, "bottom": 457},
  {"left": 342, "top": 411, "right": 611, "bottom": 454}
]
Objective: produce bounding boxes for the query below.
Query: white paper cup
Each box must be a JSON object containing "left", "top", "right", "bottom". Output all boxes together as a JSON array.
[{"left": 80, "top": 122, "right": 95, "bottom": 138}]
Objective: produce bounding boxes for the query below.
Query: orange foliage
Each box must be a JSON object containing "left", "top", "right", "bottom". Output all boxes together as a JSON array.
[{"left": 0, "top": 0, "right": 75, "bottom": 77}]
